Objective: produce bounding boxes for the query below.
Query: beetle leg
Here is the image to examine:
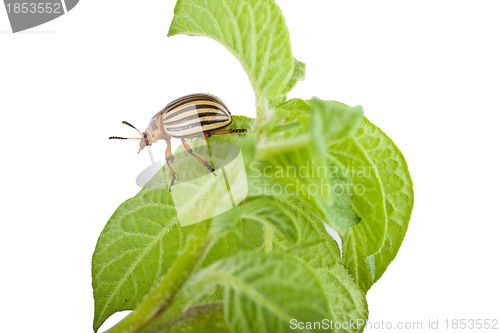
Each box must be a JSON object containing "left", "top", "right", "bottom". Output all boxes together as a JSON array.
[
  {"left": 181, "top": 138, "right": 216, "bottom": 176},
  {"left": 204, "top": 129, "right": 247, "bottom": 139},
  {"left": 165, "top": 138, "right": 174, "bottom": 163},
  {"left": 165, "top": 139, "right": 176, "bottom": 191},
  {"left": 167, "top": 162, "right": 176, "bottom": 192}
]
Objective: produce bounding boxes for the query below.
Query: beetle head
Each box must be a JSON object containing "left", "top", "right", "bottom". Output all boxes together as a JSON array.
[
  {"left": 138, "top": 132, "right": 151, "bottom": 154},
  {"left": 109, "top": 121, "right": 150, "bottom": 154}
]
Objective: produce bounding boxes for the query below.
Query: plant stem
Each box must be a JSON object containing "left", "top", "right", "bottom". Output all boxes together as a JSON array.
[
  {"left": 264, "top": 225, "right": 274, "bottom": 252},
  {"left": 152, "top": 303, "right": 224, "bottom": 333},
  {"left": 255, "top": 94, "right": 269, "bottom": 126},
  {"left": 105, "top": 221, "right": 213, "bottom": 333}
]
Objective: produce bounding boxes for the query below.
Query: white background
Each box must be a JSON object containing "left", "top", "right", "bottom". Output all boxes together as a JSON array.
[{"left": 1, "top": 1, "right": 500, "bottom": 332}]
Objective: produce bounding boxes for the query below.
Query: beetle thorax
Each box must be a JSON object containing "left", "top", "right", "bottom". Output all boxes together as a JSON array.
[{"left": 146, "top": 114, "right": 168, "bottom": 144}]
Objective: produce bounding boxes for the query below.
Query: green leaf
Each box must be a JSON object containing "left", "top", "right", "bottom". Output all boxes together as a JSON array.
[
  {"left": 326, "top": 156, "right": 361, "bottom": 231},
  {"left": 254, "top": 133, "right": 332, "bottom": 219},
  {"left": 189, "top": 252, "right": 331, "bottom": 333},
  {"left": 282, "top": 59, "right": 306, "bottom": 97},
  {"left": 309, "top": 99, "right": 364, "bottom": 147},
  {"left": 201, "top": 194, "right": 342, "bottom": 277},
  {"left": 275, "top": 201, "right": 368, "bottom": 333},
  {"left": 203, "top": 196, "right": 299, "bottom": 268},
  {"left": 315, "top": 266, "right": 368, "bottom": 333},
  {"left": 330, "top": 132, "right": 387, "bottom": 291},
  {"left": 168, "top": 0, "right": 301, "bottom": 105},
  {"left": 342, "top": 118, "right": 414, "bottom": 292},
  {"left": 265, "top": 98, "right": 310, "bottom": 139},
  {"left": 91, "top": 189, "right": 183, "bottom": 331},
  {"left": 256, "top": 99, "right": 363, "bottom": 232},
  {"left": 330, "top": 136, "right": 387, "bottom": 256},
  {"left": 266, "top": 99, "right": 362, "bottom": 144},
  {"left": 277, "top": 198, "right": 341, "bottom": 265},
  {"left": 104, "top": 221, "right": 214, "bottom": 333},
  {"left": 203, "top": 192, "right": 343, "bottom": 271}
]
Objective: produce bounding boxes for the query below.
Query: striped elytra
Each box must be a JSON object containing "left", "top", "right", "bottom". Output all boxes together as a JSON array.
[{"left": 161, "top": 93, "right": 232, "bottom": 138}]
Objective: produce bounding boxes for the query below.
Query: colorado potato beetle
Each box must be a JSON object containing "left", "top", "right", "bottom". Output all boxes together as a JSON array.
[{"left": 109, "top": 93, "right": 247, "bottom": 190}]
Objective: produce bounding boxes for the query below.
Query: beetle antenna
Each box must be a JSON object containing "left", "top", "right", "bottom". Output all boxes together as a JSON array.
[
  {"left": 109, "top": 136, "right": 141, "bottom": 140},
  {"left": 122, "top": 121, "right": 143, "bottom": 136}
]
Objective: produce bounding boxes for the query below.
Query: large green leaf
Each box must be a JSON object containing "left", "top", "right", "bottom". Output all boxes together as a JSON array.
[
  {"left": 341, "top": 118, "right": 414, "bottom": 292},
  {"left": 277, "top": 201, "right": 368, "bottom": 333},
  {"left": 188, "top": 252, "right": 331, "bottom": 333},
  {"left": 330, "top": 135, "right": 387, "bottom": 258},
  {"left": 331, "top": 133, "right": 387, "bottom": 291},
  {"left": 168, "top": 0, "right": 301, "bottom": 103},
  {"left": 91, "top": 189, "right": 182, "bottom": 331}
]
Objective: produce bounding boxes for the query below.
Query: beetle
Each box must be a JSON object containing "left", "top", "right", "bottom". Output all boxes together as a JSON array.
[{"left": 110, "top": 93, "right": 247, "bottom": 190}]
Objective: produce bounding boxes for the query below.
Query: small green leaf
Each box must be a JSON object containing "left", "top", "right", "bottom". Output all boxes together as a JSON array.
[
  {"left": 189, "top": 252, "right": 331, "bottom": 333},
  {"left": 342, "top": 118, "right": 414, "bottom": 292},
  {"left": 309, "top": 99, "right": 364, "bottom": 147},
  {"left": 282, "top": 59, "right": 306, "bottom": 97},
  {"left": 266, "top": 99, "right": 362, "bottom": 144},
  {"left": 265, "top": 98, "right": 310, "bottom": 138},
  {"left": 168, "top": 0, "right": 301, "bottom": 106}
]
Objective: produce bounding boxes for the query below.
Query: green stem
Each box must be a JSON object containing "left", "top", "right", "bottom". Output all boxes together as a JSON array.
[
  {"left": 264, "top": 225, "right": 274, "bottom": 252},
  {"left": 255, "top": 94, "right": 269, "bottom": 127},
  {"left": 153, "top": 303, "right": 224, "bottom": 333},
  {"left": 105, "top": 221, "right": 213, "bottom": 333}
]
